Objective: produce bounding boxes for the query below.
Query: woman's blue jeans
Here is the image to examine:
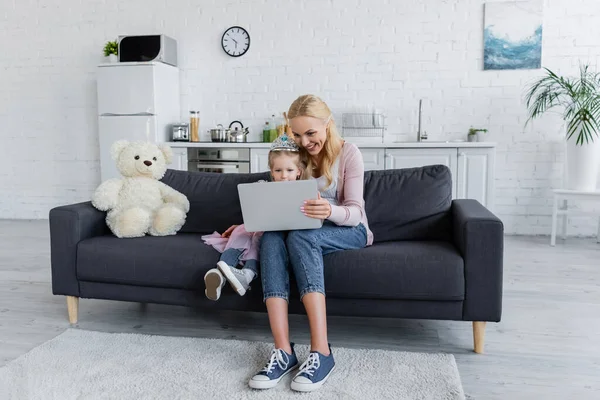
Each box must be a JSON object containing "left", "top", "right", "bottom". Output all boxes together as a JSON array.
[{"left": 259, "top": 221, "right": 367, "bottom": 301}]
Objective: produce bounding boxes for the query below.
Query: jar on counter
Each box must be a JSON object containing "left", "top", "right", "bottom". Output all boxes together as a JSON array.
[{"left": 189, "top": 111, "right": 200, "bottom": 142}]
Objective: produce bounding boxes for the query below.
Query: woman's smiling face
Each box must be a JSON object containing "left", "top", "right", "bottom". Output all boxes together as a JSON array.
[{"left": 290, "top": 116, "right": 328, "bottom": 157}]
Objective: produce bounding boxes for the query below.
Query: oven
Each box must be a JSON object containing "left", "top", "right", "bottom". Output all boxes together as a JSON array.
[{"left": 187, "top": 147, "right": 250, "bottom": 174}]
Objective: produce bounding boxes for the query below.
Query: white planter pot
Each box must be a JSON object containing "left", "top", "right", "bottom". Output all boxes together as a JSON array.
[
  {"left": 107, "top": 54, "right": 118, "bottom": 63},
  {"left": 566, "top": 132, "right": 600, "bottom": 191}
]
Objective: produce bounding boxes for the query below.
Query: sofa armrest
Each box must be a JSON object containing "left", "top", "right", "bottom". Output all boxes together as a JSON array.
[
  {"left": 49, "top": 202, "right": 108, "bottom": 296},
  {"left": 452, "top": 199, "right": 504, "bottom": 322}
]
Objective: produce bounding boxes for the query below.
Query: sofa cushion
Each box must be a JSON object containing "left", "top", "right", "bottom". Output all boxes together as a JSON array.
[
  {"left": 77, "top": 234, "right": 464, "bottom": 302},
  {"left": 161, "top": 169, "right": 270, "bottom": 235},
  {"left": 321, "top": 241, "right": 464, "bottom": 301},
  {"left": 77, "top": 233, "right": 221, "bottom": 290},
  {"left": 364, "top": 165, "right": 453, "bottom": 243}
]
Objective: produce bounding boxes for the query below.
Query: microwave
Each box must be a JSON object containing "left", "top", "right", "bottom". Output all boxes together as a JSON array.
[{"left": 118, "top": 34, "right": 178, "bottom": 66}]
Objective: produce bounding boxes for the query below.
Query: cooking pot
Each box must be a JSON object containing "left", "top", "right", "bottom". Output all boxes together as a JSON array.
[{"left": 209, "top": 124, "right": 229, "bottom": 142}]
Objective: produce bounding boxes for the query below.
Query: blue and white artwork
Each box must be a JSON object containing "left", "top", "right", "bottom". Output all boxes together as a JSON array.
[{"left": 484, "top": 1, "right": 543, "bottom": 70}]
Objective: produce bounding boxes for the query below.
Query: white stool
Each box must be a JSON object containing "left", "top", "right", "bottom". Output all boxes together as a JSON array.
[{"left": 551, "top": 189, "right": 600, "bottom": 246}]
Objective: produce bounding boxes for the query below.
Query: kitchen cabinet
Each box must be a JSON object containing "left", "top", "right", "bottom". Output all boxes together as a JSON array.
[
  {"left": 250, "top": 148, "right": 271, "bottom": 173},
  {"left": 456, "top": 147, "right": 495, "bottom": 211},
  {"left": 385, "top": 148, "right": 458, "bottom": 198},
  {"left": 171, "top": 148, "right": 188, "bottom": 171},
  {"left": 360, "top": 148, "right": 386, "bottom": 171}
]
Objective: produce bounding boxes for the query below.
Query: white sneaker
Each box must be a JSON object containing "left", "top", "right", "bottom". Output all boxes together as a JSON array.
[
  {"left": 217, "top": 261, "right": 252, "bottom": 296},
  {"left": 204, "top": 268, "right": 225, "bottom": 301}
]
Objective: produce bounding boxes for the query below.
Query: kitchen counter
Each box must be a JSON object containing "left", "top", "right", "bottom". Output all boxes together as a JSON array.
[
  {"left": 167, "top": 139, "right": 497, "bottom": 212},
  {"left": 168, "top": 141, "right": 496, "bottom": 148}
]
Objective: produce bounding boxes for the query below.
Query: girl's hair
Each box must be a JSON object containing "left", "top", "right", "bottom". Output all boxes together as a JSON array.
[
  {"left": 268, "top": 150, "right": 311, "bottom": 180},
  {"left": 287, "top": 94, "right": 343, "bottom": 187}
]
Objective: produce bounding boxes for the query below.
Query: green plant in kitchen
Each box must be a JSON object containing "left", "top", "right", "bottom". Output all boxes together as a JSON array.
[
  {"left": 524, "top": 64, "right": 600, "bottom": 145},
  {"left": 468, "top": 127, "right": 487, "bottom": 142},
  {"left": 468, "top": 128, "right": 488, "bottom": 136},
  {"left": 103, "top": 41, "right": 118, "bottom": 57},
  {"left": 524, "top": 63, "right": 600, "bottom": 191}
]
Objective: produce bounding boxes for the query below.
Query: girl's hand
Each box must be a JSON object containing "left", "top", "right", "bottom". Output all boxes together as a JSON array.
[
  {"left": 222, "top": 225, "right": 239, "bottom": 238},
  {"left": 301, "top": 193, "right": 332, "bottom": 220}
]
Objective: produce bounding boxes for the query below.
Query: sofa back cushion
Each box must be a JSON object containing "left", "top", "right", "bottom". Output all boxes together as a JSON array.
[
  {"left": 161, "top": 169, "right": 270, "bottom": 234},
  {"left": 162, "top": 164, "right": 452, "bottom": 241},
  {"left": 364, "top": 165, "right": 452, "bottom": 243}
]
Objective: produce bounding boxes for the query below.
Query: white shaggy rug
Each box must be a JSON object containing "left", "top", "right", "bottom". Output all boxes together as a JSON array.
[{"left": 0, "top": 329, "right": 465, "bottom": 400}]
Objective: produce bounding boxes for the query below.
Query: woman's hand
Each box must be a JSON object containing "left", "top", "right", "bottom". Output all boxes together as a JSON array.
[
  {"left": 301, "top": 193, "right": 332, "bottom": 220},
  {"left": 221, "top": 225, "right": 239, "bottom": 238}
]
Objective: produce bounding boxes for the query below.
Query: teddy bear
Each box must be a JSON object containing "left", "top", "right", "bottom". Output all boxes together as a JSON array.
[{"left": 92, "top": 140, "right": 190, "bottom": 238}]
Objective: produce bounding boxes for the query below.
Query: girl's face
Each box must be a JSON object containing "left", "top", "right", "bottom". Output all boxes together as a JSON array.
[
  {"left": 270, "top": 154, "right": 301, "bottom": 182},
  {"left": 290, "top": 116, "right": 328, "bottom": 157}
]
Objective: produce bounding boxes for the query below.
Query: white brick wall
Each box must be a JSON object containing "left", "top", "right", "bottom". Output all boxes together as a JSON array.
[{"left": 1, "top": 0, "right": 600, "bottom": 235}]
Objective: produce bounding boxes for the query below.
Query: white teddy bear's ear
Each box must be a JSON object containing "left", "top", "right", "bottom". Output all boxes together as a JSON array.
[
  {"left": 158, "top": 143, "right": 173, "bottom": 164},
  {"left": 110, "top": 140, "right": 130, "bottom": 161}
]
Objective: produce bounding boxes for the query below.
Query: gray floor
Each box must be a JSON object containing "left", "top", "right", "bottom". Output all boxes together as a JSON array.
[{"left": 1, "top": 220, "right": 599, "bottom": 399}]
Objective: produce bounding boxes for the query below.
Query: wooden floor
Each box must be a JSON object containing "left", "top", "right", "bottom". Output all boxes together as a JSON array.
[{"left": 1, "top": 220, "right": 599, "bottom": 399}]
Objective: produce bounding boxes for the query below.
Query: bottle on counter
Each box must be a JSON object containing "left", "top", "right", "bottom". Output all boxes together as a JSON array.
[
  {"left": 276, "top": 114, "right": 286, "bottom": 138},
  {"left": 263, "top": 122, "right": 271, "bottom": 142},
  {"left": 269, "top": 114, "right": 278, "bottom": 142}
]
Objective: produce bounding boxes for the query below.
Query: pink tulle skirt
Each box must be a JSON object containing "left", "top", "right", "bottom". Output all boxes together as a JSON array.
[{"left": 201, "top": 224, "right": 262, "bottom": 261}]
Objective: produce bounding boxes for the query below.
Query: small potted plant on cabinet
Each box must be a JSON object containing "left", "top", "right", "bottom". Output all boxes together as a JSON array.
[
  {"left": 468, "top": 128, "right": 488, "bottom": 142},
  {"left": 103, "top": 40, "right": 118, "bottom": 63}
]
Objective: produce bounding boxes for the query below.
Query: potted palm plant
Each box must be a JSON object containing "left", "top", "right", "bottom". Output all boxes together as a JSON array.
[
  {"left": 103, "top": 40, "right": 118, "bottom": 63},
  {"left": 525, "top": 64, "right": 600, "bottom": 191}
]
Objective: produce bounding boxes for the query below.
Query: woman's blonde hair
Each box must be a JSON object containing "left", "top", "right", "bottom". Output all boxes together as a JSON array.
[
  {"left": 287, "top": 94, "right": 343, "bottom": 187},
  {"left": 268, "top": 150, "right": 311, "bottom": 180}
]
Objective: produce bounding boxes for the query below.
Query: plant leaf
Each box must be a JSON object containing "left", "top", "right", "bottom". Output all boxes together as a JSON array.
[{"left": 525, "top": 64, "right": 600, "bottom": 142}]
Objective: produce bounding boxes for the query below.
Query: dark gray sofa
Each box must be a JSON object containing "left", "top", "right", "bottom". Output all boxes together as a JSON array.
[{"left": 49, "top": 164, "right": 503, "bottom": 353}]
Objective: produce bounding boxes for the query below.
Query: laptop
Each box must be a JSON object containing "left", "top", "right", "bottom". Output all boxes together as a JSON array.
[{"left": 238, "top": 180, "right": 324, "bottom": 232}]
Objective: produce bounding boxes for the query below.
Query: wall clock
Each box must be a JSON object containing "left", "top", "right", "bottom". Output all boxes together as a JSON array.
[{"left": 221, "top": 26, "right": 250, "bottom": 57}]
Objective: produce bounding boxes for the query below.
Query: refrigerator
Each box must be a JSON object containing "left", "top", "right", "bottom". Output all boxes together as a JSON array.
[{"left": 97, "top": 61, "right": 181, "bottom": 181}]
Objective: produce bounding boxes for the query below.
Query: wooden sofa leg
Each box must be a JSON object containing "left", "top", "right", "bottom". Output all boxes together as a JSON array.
[
  {"left": 473, "top": 321, "right": 486, "bottom": 354},
  {"left": 67, "top": 296, "right": 79, "bottom": 324}
]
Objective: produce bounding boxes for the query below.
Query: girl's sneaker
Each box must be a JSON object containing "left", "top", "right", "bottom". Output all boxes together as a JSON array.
[
  {"left": 217, "top": 261, "right": 253, "bottom": 296},
  {"left": 290, "top": 346, "right": 335, "bottom": 392},
  {"left": 249, "top": 345, "right": 299, "bottom": 390},
  {"left": 203, "top": 268, "right": 225, "bottom": 301}
]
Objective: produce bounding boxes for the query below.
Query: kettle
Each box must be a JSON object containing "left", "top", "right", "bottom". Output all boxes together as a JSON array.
[{"left": 228, "top": 120, "right": 249, "bottom": 143}]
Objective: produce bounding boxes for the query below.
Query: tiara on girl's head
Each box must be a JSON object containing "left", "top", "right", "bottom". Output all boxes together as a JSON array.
[{"left": 270, "top": 134, "right": 300, "bottom": 152}]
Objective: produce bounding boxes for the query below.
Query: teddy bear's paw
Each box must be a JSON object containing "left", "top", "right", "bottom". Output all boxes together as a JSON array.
[
  {"left": 111, "top": 207, "right": 152, "bottom": 238},
  {"left": 149, "top": 205, "right": 186, "bottom": 236}
]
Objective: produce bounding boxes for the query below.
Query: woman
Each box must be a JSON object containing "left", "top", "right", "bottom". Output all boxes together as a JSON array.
[{"left": 249, "top": 94, "right": 373, "bottom": 392}]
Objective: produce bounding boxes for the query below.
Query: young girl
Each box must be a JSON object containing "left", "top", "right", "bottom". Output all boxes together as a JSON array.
[{"left": 202, "top": 134, "right": 308, "bottom": 301}]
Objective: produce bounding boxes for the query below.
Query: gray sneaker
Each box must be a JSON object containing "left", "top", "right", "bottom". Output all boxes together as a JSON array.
[
  {"left": 217, "top": 261, "right": 251, "bottom": 296},
  {"left": 204, "top": 268, "right": 225, "bottom": 301}
]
